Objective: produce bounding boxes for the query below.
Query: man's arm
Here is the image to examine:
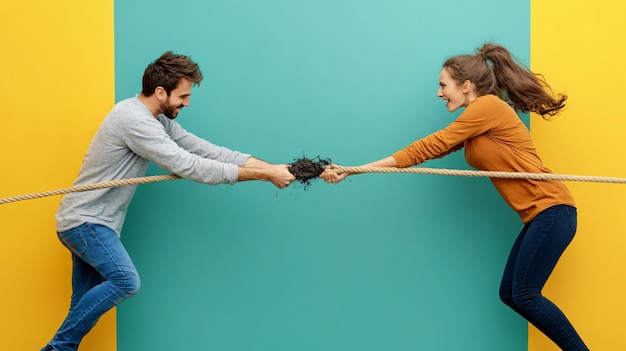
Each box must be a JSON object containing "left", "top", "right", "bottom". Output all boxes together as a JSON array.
[
  {"left": 242, "top": 156, "right": 275, "bottom": 169},
  {"left": 237, "top": 160, "right": 295, "bottom": 189}
]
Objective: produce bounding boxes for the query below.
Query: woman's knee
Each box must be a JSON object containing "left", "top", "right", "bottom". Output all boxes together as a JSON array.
[
  {"left": 509, "top": 286, "right": 542, "bottom": 311},
  {"left": 499, "top": 286, "right": 516, "bottom": 308}
]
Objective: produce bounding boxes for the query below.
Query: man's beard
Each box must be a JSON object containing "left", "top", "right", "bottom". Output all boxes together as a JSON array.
[{"left": 160, "top": 100, "right": 183, "bottom": 119}]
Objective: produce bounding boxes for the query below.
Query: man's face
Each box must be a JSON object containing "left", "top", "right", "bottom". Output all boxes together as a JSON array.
[{"left": 160, "top": 78, "right": 192, "bottom": 119}]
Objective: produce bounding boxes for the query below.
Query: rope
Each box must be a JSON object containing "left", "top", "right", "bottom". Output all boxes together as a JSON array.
[
  {"left": 331, "top": 166, "right": 626, "bottom": 184},
  {"left": 0, "top": 174, "right": 181, "bottom": 206},
  {"left": 2, "top": 166, "right": 625, "bottom": 206}
]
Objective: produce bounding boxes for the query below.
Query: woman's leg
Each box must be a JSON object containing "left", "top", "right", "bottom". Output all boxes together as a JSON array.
[
  {"left": 500, "top": 205, "right": 588, "bottom": 351},
  {"left": 500, "top": 224, "right": 558, "bottom": 342}
]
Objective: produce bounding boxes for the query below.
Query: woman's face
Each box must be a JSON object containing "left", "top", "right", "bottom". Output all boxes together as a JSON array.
[{"left": 437, "top": 67, "right": 474, "bottom": 112}]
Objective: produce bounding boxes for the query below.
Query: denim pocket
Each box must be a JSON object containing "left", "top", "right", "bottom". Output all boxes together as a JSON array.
[
  {"left": 565, "top": 205, "right": 578, "bottom": 233},
  {"left": 57, "top": 224, "right": 89, "bottom": 255}
]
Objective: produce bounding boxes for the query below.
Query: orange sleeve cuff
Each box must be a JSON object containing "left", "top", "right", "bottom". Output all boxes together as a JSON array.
[{"left": 391, "top": 150, "right": 412, "bottom": 168}]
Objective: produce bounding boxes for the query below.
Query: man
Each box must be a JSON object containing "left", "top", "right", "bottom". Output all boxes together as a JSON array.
[{"left": 42, "top": 51, "right": 295, "bottom": 351}]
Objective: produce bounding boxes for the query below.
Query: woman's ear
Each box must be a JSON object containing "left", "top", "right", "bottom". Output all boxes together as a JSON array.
[{"left": 462, "top": 80, "right": 472, "bottom": 93}]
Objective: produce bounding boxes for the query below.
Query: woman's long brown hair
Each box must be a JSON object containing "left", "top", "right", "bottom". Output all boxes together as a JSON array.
[{"left": 443, "top": 43, "right": 567, "bottom": 118}]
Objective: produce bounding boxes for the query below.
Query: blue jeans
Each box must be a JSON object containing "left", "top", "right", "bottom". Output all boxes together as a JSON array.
[
  {"left": 42, "top": 223, "right": 140, "bottom": 351},
  {"left": 499, "top": 205, "right": 588, "bottom": 351}
]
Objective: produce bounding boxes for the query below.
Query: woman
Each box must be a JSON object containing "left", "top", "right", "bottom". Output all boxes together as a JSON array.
[{"left": 321, "top": 43, "right": 588, "bottom": 351}]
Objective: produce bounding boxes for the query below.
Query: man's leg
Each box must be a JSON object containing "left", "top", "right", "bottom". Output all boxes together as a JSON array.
[{"left": 43, "top": 223, "right": 140, "bottom": 351}]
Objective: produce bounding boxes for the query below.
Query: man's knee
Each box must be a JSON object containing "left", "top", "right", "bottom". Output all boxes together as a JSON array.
[
  {"left": 110, "top": 269, "right": 141, "bottom": 296},
  {"left": 123, "top": 271, "right": 141, "bottom": 295}
]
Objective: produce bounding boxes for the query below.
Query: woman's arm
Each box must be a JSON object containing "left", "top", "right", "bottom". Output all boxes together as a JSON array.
[{"left": 320, "top": 156, "right": 399, "bottom": 183}]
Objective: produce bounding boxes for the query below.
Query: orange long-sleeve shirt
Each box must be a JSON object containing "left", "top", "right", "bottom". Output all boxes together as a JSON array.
[{"left": 392, "top": 94, "right": 575, "bottom": 223}]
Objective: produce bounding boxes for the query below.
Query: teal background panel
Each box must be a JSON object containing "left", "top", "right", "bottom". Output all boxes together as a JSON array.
[{"left": 115, "top": 1, "right": 530, "bottom": 350}]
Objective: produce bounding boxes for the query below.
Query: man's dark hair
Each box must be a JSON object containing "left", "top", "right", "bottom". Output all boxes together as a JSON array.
[{"left": 141, "top": 51, "right": 203, "bottom": 96}]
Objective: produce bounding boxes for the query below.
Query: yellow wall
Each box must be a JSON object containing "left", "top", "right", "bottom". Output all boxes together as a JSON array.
[
  {"left": 1, "top": 1, "right": 624, "bottom": 350},
  {"left": 531, "top": 1, "right": 626, "bottom": 350},
  {"left": 0, "top": 1, "right": 116, "bottom": 350}
]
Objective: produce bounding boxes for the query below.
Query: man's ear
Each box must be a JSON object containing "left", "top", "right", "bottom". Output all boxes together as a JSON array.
[{"left": 155, "top": 86, "right": 168, "bottom": 101}]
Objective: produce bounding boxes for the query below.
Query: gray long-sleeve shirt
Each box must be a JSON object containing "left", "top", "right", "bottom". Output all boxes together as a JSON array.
[{"left": 56, "top": 96, "right": 250, "bottom": 235}]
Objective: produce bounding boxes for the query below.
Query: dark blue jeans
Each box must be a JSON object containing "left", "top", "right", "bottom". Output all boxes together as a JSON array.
[
  {"left": 42, "top": 223, "right": 140, "bottom": 351},
  {"left": 499, "top": 205, "right": 588, "bottom": 351}
]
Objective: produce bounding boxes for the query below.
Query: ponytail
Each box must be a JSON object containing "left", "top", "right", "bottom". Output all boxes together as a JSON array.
[{"left": 444, "top": 43, "right": 567, "bottom": 118}]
